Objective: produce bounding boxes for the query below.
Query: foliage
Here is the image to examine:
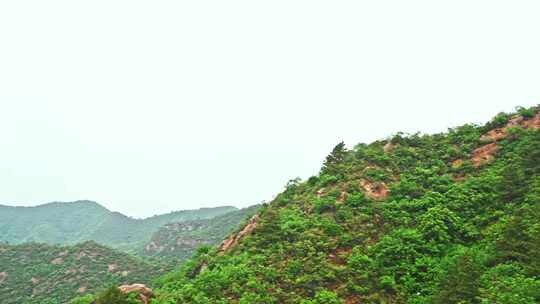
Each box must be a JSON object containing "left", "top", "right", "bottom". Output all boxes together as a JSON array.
[
  {"left": 51, "top": 105, "right": 539, "bottom": 303},
  {"left": 478, "top": 263, "right": 540, "bottom": 304},
  {"left": 94, "top": 286, "right": 142, "bottom": 304},
  {"left": 139, "top": 106, "right": 540, "bottom": 304},
  {"left": 71, "top": 295, "right": 95, "bottom": 304},
  {"left": 0, "top": 241, "right": 166, "bottom": 304},
  {"left": 321, "top": 141, "right": 348, "bottom": 176},
  {"left": 0, "top": 201, "right": 237, "bottom": 252},
  {"left": 142, "top": 205, "right": 259, "bottom": 260}
]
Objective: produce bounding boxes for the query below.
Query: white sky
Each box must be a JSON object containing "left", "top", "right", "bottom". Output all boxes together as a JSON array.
[{"left": 1, "top": 1, "right": 539, "bottom": 218}]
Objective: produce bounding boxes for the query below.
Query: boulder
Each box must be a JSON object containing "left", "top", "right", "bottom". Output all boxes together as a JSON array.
[
  {"left": 119, "top": 284, "right": 153, "bottom": 304},
  {"left": 0, "top": 272, "right": 7, "bottom": 284}
]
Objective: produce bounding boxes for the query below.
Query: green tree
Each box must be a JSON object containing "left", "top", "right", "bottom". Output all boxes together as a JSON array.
[
  {"left": 434, "top": 249, "right": 483, "bottom": 304},
  {"left": 95, "top": 286, "right": 130, "bottom": 304},
  {"left": 302, "top": 290, "right": 342, "bottom": 304},
  {"left": 71, "top": 295, "right": 94, "bottom": 304},
  {"left": 479, "top": 263, "right": 540, "bottom": 304},
  {"left": 495, "top": 203, "right": 540, "bottom": 274},
  {"left": 418, "top": 205, "right": 463, "bottom": 245},
  {"left": 321, "top": 142, "right": 347, "bottom": 175}
]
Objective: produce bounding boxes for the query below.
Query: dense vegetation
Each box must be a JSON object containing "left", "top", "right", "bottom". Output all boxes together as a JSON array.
[
  {"left": 143, "top": 206, "right": 259, "bottom": 260},
  {"left": 0, "top": 241, "right": 166, "bottom": 304},
  {"left": 0, "top": 201, "right": 237, "bottom": 252},
  {"left": 0, "top": 202, "right": 261, "bottom": 303},
  {"left": 143, "top": 106, "right": 540, "bottom": 303}
]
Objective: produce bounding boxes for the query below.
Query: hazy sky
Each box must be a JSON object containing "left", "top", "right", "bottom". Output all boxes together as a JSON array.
[{"left": 1, "top": 1, "right": 539, "bottom": 218}]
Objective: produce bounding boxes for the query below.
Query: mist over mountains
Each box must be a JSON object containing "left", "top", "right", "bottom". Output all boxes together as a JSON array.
[{"left": 0, "top": 201, "right": 237, "bottom": 251}]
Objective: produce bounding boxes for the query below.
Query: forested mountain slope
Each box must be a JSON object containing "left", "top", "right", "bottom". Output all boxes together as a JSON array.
[
  {"left": 0, "top": 241, "right": 167, "bottom": 304},
  {"left": 146, "top": 106, "right": 540, "bottom": 304},
  {"left": 0, "top": 201, "right": 237, "bottom": 252},
  {"left": 142, "top": 205, "right": 259, "bottom": 260}
]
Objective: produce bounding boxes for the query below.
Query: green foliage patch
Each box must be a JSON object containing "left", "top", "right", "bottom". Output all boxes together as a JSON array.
[
  {"left": 0, "top": 241, "right": 166, "bottom": 304},
  {"left": 145, "top": 106, "right": 540, "bottom": 303}
]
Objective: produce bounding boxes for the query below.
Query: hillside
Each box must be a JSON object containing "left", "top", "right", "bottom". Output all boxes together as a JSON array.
[
  {"left": 0, "top": 241, "right": 167, "bottom": 304},
  {"left": 142, "top": 106, "right": 540, "bottom": 303},
  {"left": 0, "top": 202, "right": 237, "bottom": 252},
  {"left": 142, "top": 205, "right": 259, "bottom": 260}
]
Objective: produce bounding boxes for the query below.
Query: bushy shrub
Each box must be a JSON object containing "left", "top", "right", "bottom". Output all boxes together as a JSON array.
[
  {"left": 95, "top": 286, "right": 130, "bottom": 304},
  {"left": 71, "top": 295, "right": 94, "bottom": 304}
]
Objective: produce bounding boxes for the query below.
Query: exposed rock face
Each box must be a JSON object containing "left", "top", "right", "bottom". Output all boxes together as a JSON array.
[
  {"left": 480, "top": 127, "right": 508, "bottom": 143},
  {"left": 176, "top": 238, "right": 203, "bottom": 247},
  {"left": 119, "top": 283, "right": 152, "bottom": 293},
  {"left": 144, "top": 241, "right": 164, "bottom": 253},
  {"left": 480, "top": 111, "right": 540, "bottom": 143},
  {"left": 107, "top": 263, "right": 117, "bottom": 272},
  {"left": 383, "top": 141, "right": 397, "bottom": 153},
  {"left": 520, "top": 112, "right": 540, "bottom": 129},
  {"left": 472, "top": 143, "right": 499, "bottom": 167},
  {"left": 452, "top": 159, "right": 464, "bottom": 169},
  {"left": 143, "top": 222, "right": 210, "bottom": 257},
  {"left": 219, "top": 214, "right": 260, "bottom": 254},
  {"left": 316, "top": 188, "right": 325, "bottom": 198},
  {"left": 119, "top": 284, "right": 153, "bottom": 304},
  {"left": 51, "top": 257, "right": 63, "bottom": 265},
  {"left": 507, "top": 115, "right": 526, "bottom": 127},
  {"left": 76, "top": 251, "right": 87, "bottom": 260},
  {"left": 360, "top": 179, "right": 389, "bottom": 200},
  {"left": 31, "top": 277, "right": 39, "bottom": 284},
  {"left": 473, "top": 111, "right": 540, "bottom": 167},
  {"left": 66, "top": 267, "right": 78, "bottom": 274},
  {"left": 336, "top": 191, "right": 348, "bottom": 204},
  {"left": 0, "top": 271, "right": 7, "bottom": 284}
]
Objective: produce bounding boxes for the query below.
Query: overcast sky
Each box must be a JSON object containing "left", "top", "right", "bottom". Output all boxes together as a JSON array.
[{"left": 1, "top": 1, "right": 539, "bottom": 218}]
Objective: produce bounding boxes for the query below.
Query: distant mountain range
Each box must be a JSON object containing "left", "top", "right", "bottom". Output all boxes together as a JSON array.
[
  {"left": 4, "top": 106, "right": 540, "bottom": 304},
  {"left": 0, "top": 201, "right": 259, "bottom": 303},
  {"left": 0, "top": 201, "right": 238, "bottom": 252}
]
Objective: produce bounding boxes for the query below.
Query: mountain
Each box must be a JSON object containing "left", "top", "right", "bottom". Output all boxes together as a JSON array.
[
  {"left": 0, "top": 202, "right": 237, "bottom": 252},
  {"left": 142, "top": 205, "right": 259, "bottom": 260},
  {"left": 138, "top": 106, "right": 540, "bottom": 303},
  {"left": 0, "top": 241, "right": 167, "bottom": 304},
  {"left": 0, "top": 203, "right": 259, "bottom": 304}
]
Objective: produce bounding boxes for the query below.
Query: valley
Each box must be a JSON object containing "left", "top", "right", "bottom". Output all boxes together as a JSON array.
[
  {"left": 0, "top": 203, "right": 257, "bottom": 303},
  {"left": 2, "top": 106, "right": 540, "bottom": 304}
]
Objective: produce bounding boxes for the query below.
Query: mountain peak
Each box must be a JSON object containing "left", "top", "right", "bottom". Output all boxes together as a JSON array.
[{"left": 145, "top": 105, "right": 540, "bottom": 304}]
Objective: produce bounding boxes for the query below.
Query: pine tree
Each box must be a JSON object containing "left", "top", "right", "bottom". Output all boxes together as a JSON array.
[
  {"left": 435, "top": 250, "right": 483, "bottom": 304},
  {"left": 321, "top": 141, "right": 347, "bottom": 175}
]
